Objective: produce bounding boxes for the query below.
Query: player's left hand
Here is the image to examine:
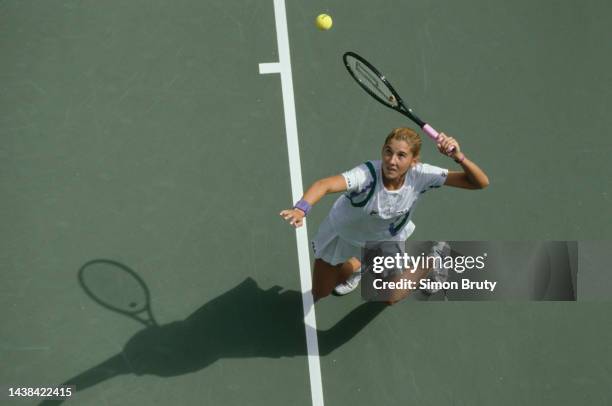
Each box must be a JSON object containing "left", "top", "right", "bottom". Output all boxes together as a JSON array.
[
  {"left": 279, "top": 208, "right": 305, "bottom": 228},
  {"left": 436, "top": 133, "right": 461, "bottom": 159}
]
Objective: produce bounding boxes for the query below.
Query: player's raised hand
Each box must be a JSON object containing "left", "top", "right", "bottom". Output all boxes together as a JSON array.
[{"left": 436, "top": 132, "right": 461, "bottom": 159}]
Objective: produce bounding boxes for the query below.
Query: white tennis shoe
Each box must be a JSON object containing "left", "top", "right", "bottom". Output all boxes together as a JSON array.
[
  {"left": 333, "top": 268, "right": 362, "bottom": 296},
  {"left": 422, "top": 241, "right": 451, "bottom": 295},
  {"left": 430, "top": 241, "right": 451, "bottom": 258}
]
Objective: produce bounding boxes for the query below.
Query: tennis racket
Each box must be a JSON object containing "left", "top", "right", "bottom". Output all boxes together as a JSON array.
[
  {"left": 343, "top": 51, "right": 455, "bottom": 153},
  {"left": 78, "top": 259, "right": 158, "bottom": 327}
]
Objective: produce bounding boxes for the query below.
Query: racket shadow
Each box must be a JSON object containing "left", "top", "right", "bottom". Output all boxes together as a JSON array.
[{"left": 40, "top": 261, "right": 386, "bottom": 405}]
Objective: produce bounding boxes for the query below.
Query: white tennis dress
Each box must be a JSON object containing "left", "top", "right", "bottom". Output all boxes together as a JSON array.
[{"left": 312, "top": 160, "right": 448, "bottom": 265}]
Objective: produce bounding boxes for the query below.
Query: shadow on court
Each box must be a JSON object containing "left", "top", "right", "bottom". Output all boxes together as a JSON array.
[{"left": 40, "top": 261, "right": 387, "bottom": 405}]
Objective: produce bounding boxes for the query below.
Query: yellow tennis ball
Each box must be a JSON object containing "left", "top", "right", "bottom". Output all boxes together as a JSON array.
[{"left": 315, "top": 14, "right": 333, "bottom": 30}]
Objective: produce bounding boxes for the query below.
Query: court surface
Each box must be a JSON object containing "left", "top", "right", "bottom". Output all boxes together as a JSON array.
[{"left": 1, "top": 1, "right": 611, "bottom": 405}]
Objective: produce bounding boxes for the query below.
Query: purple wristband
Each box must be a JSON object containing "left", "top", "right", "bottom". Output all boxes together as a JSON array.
[{"left": 294, "top": 199, "right": 311, "bottom": 215}]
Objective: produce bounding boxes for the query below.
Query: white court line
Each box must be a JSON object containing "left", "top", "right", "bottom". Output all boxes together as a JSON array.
[
  {"left": 258, "top": 62, "right": 280, "bottom": 74},
  {"left": 259, "top": 1, "right": 324, "bottom": 405}
]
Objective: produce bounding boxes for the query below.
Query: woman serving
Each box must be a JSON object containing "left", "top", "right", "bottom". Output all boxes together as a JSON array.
[{"left": 280, "top": 128, "right": 489, "bottom": 303}]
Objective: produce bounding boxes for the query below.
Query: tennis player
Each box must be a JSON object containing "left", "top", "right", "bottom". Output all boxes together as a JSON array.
[{"left": 280, "top": 128, "right": 489, "bottom": 303}]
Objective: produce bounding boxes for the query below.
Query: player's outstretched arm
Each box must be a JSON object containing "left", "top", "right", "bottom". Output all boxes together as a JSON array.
[
  {"left": 436, "top": 132, "right": 490, "bottom": 190},
  {"left": 279, "top": 175, "right": 347, "bottom": 228}
]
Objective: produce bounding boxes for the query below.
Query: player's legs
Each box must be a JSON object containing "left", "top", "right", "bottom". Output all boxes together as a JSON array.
[
  {"left": 384, "top": 241, "right": 451, "bottom": 303},
  {"left": 312, "top": 257, "right": 361, "bottom": 301},
  {"left": 384, "top": 265, "right": 430, "bottom": 305}
]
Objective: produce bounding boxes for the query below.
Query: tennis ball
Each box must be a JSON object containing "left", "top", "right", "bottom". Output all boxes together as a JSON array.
[{"left": 315, "top": 14, "right": 333, "bottom": 30}]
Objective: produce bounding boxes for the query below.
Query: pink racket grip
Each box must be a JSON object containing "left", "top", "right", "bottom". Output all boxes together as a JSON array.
[{"left": 422, "top": 123, "right": 456, "bottom": 154}]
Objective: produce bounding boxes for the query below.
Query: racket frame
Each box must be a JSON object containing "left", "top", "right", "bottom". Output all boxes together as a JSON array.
[{"left": 343, "top": 51, "right": 449, "bottom": 148}]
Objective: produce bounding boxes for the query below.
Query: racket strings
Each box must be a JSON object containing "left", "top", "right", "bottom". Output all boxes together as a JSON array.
[{"left": 347, "top": 57, "right": 397, "bottom": 108}]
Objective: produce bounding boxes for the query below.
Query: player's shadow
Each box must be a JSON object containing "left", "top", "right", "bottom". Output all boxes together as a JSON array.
[{"left": 40, "top": 262, "right": 386, "bottom": 405}]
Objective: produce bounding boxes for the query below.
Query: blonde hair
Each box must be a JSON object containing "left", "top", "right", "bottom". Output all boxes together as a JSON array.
[{"left": 384, "top": 128, "right": 422, "bottom": 156}]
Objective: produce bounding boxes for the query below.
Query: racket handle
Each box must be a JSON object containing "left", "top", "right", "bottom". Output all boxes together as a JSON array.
[
  {"left": 422, "top": 124, "right": 456, "bottom": 153},
  {"left": 422, "top": 123, "right": 439, "bottom": 140}
]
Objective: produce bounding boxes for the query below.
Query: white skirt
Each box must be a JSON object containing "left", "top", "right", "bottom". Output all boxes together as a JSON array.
[{"left": 311, "top": 216, "right": 361, "bottom": 266}]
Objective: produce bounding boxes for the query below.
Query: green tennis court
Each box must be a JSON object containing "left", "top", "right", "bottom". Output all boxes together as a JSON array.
[{"left": 1, "top": 0, "right": 611, "bottom": 405}]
